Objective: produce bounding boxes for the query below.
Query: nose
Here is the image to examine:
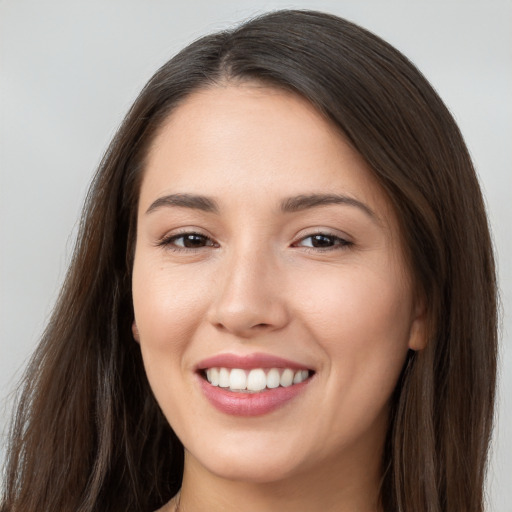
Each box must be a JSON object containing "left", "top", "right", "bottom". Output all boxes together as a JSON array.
[{"left": 207, "top": 246, "right": 290, "bottom": 338}]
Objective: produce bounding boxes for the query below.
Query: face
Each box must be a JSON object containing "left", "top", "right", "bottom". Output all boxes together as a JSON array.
[{"left": 132, "top": 84, "right": 425, "bottom": 485}]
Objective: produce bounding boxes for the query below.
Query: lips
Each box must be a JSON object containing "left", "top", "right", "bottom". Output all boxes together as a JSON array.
[{"left": 196, "top": 353, "right": 314, "bottom": 416}]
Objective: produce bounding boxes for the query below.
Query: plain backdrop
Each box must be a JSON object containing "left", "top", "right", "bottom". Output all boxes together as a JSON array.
[{"left": 1, "top": 0, "right": 510, "bottom": 509}]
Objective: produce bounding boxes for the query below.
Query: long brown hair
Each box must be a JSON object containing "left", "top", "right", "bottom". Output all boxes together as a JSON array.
[{"left": 2, "top": 10, "right": 497, "bottom": 512}]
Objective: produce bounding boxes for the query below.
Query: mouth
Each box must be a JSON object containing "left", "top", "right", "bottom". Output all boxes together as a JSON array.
[
  {"left": 201, "top": 367, "right": 313, "bottom": 393},
  {"left": 195, "top": 353, "right": 315, "bottom": 416}
]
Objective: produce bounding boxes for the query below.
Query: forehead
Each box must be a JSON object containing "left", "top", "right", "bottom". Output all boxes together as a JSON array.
[{"left": 139, "top": 84, "right": 392, "bottom": 223}]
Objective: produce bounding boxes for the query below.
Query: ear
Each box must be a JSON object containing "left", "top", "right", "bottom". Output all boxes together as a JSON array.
[
  {"left": 408, "top": 297, "right": 427, "bottom": 351},
  {"left": 132, "top": 321, "right": 140, "bottom": 343}
]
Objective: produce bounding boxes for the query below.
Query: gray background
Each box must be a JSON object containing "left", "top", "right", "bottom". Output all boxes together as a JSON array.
[{"left": 1, "top": 0, "right": 510, "bottom": 509}]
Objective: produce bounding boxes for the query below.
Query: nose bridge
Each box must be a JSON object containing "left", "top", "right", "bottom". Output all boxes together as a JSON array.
[{"left": 209, "top": 238, "right": 289, "bottom": 336}]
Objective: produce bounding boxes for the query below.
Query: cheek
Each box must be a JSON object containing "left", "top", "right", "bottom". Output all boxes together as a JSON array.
[
  {"left": 299, "top": 259, "right": 412, "bottom": 335},
  {"left": 296, "top": 261, "right": 413, "bottom": 396},
  {"left": 132, "top": 260, "right": 211, "bottom": 368},
  {"left": 131, "top": 260, "right": 216, "bottom": 430}
]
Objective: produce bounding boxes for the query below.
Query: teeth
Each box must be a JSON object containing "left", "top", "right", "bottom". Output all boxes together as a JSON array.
[
  {"left": 247, "top": 369, "right": 267, "bottom": 391},
  {"left": 280, "top": 368, "right": 294, "bottom": 387},
  {"left": 218, "top": 368, "right": 230, "bottom": 388},
  {"left": 206, "top": 368, "right": 219, "bottom": 386},
  {"left": 293, "top": 370, "right": 309, "bottom": 384},
  {"left": 205, "top": 367, "right": 311, "bottom": 392},
  {"left": 229, "top": 369, "right": 247, "bottom": 390},
  {"left": 266, "top": 368, "right": 280, "bottom": 389}
]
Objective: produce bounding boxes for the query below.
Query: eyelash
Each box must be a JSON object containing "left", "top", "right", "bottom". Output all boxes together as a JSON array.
[
  {"left": 293, "top": 232, "right": 352, "bottom": 252},
  {"left": 157, "top": 231, "right": 352, "bottom": 253},
  {"left": 157, "top": 231, "right": 218, "bottom": 253}
]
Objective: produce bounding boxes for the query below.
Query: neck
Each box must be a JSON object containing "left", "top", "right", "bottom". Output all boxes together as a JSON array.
[{"left": 176, "top": 445, "right": 383, "bottom": 512}]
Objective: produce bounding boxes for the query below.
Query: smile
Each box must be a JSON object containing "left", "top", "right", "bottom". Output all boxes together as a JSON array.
[
  {"left": 196, "top": 353, "right": 315, "bottom": 416},
  {"left": 204, "top": 367, "right": 310, "bottom": 393}
]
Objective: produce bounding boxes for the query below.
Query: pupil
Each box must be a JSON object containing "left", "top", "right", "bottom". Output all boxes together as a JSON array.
[
  {"left": 312, "top": 235, "right": 333, "bottom": 247},
  {"left": 184, "top": 235, "right": 205, "bottom": 248}
]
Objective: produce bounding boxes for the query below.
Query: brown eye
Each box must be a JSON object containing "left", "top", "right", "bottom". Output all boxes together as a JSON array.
[
  {"left": 160, "top": 232, "right": 216, "bottom": 250},
  {"left": 296, "top": 233, "right": 351, "bottom": 250},
  {"left": 178, "top": 234, "right": 211, "bottom": 248},
  {"left": 309, "top": 234, "right": 337, "bottom": 248}
]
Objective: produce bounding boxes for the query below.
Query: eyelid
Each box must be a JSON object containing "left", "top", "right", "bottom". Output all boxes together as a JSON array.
[
  {"left": 154, "top": 227, "right": 352, "bottom": 253},
  {"left": 293, "top": 226, "right": 352, "bottom": 241},
  {"left": 292, "top": 229, "right": 353, "bottom": 251},
  {"left": 156, "top": 228, "right": 219, "bottom": 252}
]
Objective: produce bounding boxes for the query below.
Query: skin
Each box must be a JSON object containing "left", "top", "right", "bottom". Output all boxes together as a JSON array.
[{"left": 132, "top": 84, "right": 426, "bottom": 512}]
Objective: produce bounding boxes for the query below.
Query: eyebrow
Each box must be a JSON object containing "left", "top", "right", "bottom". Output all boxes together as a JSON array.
[
  {"left": 280, "top": 193, "right": 377, "bottom": 220},
  {"left": 146, "top": 193, "right": 219, "bottom": 214},
  {"left": 145, "top": 192, "right": 377, "bottom": 221}
]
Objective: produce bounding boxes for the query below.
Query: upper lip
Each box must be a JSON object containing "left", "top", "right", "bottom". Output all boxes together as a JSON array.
[{"left": 196, "top": 352, "right": 312, "bottom": 371}]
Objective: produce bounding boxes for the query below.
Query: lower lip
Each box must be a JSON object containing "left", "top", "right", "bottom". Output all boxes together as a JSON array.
[{"left": 198, "top": 376, "right": 311, "bottom": 416}]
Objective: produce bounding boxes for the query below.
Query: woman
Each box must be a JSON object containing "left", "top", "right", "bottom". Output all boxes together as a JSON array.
[{"left": 1, "top": 9, "right": 497, "bottom": 512}]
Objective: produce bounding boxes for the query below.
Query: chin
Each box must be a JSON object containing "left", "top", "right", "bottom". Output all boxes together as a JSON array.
[
  {"left": 185, "top": 434, "right": 306, "bottom": 484},
  {"left": 203, "top": 457, "right": 300, "bottom": 484}
]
